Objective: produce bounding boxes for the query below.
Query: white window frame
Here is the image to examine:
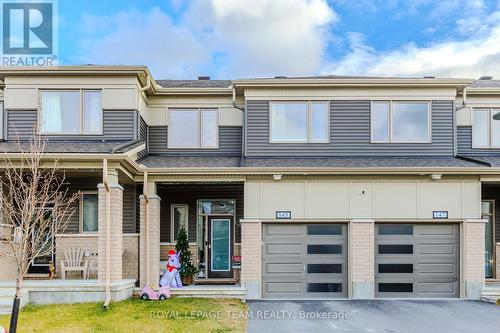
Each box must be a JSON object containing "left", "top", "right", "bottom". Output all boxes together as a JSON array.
[
  {"left": 370, "top": 100, "right": 431, "bottom": 143},
  {"left": 167, "top": 108, "right": 219, "bottom": 149},
  {"left": 79, "top": 191, "right": 99, "bottom": 234},
  {"left": 39, "top": 89, "right": 103, "bottom": 135},
  {"left": 472, "top": 107, "right": 500, "bottom": 148},
  {"left": 269, "top": 100, "right": 329, "bottom": 143},
  {"left": 171, "top": 204, "right": 189, "bottom": 242}
]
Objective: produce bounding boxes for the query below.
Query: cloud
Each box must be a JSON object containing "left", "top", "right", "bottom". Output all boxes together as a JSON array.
[
  {"left": 327, "top": 5, "right": 500, "bottom": 78},
  {"left": 76, "top": 0, "right": 337, "bottom": 79}
]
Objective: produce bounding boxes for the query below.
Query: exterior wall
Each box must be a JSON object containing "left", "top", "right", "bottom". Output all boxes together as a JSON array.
[
  {"left": 240, "top": 219, "right": 261, "bottom": 299},
  {"left": 6, "top": 109, "right": 137, "bottom": 142},
  {"left": 245, "top": 100, "right": 454, "bottom": 157},
  {"left": 148, "top": 126, "right": 242, "bottom": 155},
  {"left": 464, "top": 219, "right": 486, "bottom": 298},
  {"left": 244, "top": 177, "right": 480, "bottom": 220},
  {"left": 97, "top": 179, "right": 123, "bottom": 282},
  {"left": 158, "top": 183, "right": 244, "bottom": 243},
  {"left": 139, "top": 195, "right": 161, "bottom": 287},
  {"left": 63, "top": 178, "right": 137, "bottom": 235},
  {"left": 480, "top": 184, "right": 500, "bottom": 243},
  {"left": 350, "top": 219, "right": 375, "bottom": 298},
  {"left": 497, "top": 244, "right": 500, "bottom": 279},
  {"left": 0, "top": 242, "right": 17, "bottom": 280},
  {"left": 55, "top": 234, "right": 138, "bottom": 280}
]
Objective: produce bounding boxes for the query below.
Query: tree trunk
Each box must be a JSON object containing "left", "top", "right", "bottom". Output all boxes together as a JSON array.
[{"left": 9, "top": 274, "right": 23, "bottom": 333}]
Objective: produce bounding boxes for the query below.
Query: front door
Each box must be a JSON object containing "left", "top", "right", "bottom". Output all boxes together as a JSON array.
[
  {"left": 207, "top": 216, "right": 233, "bottom": 278},
  {"left": 28, "top": 208, "right": 55, "bottom": 274}
]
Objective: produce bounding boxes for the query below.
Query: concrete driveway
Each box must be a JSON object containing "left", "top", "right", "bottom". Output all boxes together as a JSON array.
[{"left": 247, "top": 300, "right": 500, "bottom": 333}]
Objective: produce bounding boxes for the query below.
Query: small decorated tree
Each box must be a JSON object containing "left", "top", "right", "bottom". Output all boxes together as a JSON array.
[{"left": 175, "top": 227, "right": 197, "bottom": 284}]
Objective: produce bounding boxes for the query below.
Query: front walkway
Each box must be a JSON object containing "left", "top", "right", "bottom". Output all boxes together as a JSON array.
[{"left": 247, "top": 300, "right": 500, "bottom": 333}]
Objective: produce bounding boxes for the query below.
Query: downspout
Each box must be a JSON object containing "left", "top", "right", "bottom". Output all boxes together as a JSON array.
[
  {"left": 143, "top": 172, "right": 150, "bottom": 287},
  {"left": 455, "top": 87, "right": 467, "bottom": 111},
  {"left": 103, "top": 159, "right": 111, "bottom": 308},
  {"left": 232, "top": 85, "right": 246, "bottom": 163},
  {"left": 140, "top": 74, "right": 152, "bottom": 93},
  {"left": 454, "top": 87, "right": 467, "bottom": 156}
]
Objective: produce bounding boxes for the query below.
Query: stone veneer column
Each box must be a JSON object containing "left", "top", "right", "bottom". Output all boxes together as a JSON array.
[
  {"left": 98, "top": 170, "right": 123, "bottom": 282},
  {"left": 464, "top": 219, "right": 486, "bottom": 299},
  {"left": 350, "top": 219, "right": 375, "bottom": 298},
  {"left": 139, "top": 193, "right": 161, "bottom": 287},
  {"left": 240, "top": 219, "right": 262, "bottom": 299}
]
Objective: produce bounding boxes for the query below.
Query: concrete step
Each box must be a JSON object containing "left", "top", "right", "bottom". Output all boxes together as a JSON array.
[
  {"left": 134, "top": 286, "right": 246, "bottom": 299},
  {"left": 0, "top": 305, "right": 12, "bottom": 316}
]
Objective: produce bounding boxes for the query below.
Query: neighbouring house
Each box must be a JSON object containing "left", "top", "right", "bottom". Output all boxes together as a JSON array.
[{"left": 0, "top": 66, "right": 499, "bottom": 304}]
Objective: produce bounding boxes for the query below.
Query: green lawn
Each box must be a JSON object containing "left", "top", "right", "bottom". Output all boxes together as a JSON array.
[{"left": 0, "top": 298, "right": 247, "bottom": 333}]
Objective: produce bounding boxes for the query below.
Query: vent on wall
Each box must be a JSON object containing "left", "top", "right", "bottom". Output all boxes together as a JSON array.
[{"left": 198, "top": 76, "right": 210, "bottom": 80}]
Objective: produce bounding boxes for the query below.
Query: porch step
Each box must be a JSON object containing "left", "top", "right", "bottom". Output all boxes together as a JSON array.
[
  {"left": 0, "top": 290, "right": 14, "bottom": 315},
  {"left": 193, "top": 278, "right": 237, "bottom": 285},
  {"left": 481, "top": 282, "right": 500, "bottom": 304}
]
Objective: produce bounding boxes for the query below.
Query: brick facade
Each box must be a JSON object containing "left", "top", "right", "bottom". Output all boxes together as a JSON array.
[
  {"left": 240, "top": 219, "right": 261, "bottom": 299},
  {"left": 350, "top": 219, "right": 375, "bottom": 298},
  {"left": 139, "top": 194, "right": 161, "bottom": 287},
  {"left": 464, "top": 219, "right": 486, "bottom": 298},
  {"left": 97, "top": 170, "right": 123, "bottom": 282}
]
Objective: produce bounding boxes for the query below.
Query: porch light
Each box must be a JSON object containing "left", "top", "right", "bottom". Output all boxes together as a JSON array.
[
  {"left": 273, "top": 174, "right": 282, "bottom": 181},
  {"left": 493, "top": 112, "right": 500, "bottom": 120},
  {"left": 430, "top": 174, "right": 442, "bottom": 181}
]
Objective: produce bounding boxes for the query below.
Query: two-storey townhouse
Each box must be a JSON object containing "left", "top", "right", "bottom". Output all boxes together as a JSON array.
[{"left": 0, "top": 66, "right": 498, "bottom": 305}]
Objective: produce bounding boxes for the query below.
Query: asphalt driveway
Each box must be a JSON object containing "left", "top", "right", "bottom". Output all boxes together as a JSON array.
[{"left": 247, "top": 300, "right": 500, "bottom": 333}]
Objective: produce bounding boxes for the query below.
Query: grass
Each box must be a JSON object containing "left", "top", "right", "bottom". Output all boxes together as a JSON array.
[{"left": 0, "top": 298, "right": 248, "bottom": 333}]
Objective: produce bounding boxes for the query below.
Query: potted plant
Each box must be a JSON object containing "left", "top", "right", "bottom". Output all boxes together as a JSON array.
[{"left": 175, "top": 227, "right": 197, "bottom": 285}]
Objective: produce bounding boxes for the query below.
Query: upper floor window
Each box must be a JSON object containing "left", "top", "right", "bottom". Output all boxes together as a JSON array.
[
  {"left": 168, "top": 108, "right": 218, "bottom": 149},
  {"left": 371, "top": 101, "right": 430, "bottom": 143},
  {"left": 472, "top": 108, "right": 500, "bottom": 148},
  {"left": 40, "top": 90, "right": 102, "bottom": 135},
  {"left": 270, "top": 101, "right": 328, "bottom": 143}
]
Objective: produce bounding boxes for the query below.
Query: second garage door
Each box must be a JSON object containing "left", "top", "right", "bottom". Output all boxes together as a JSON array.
[
  {"left": 375, "top": 223, "right": 460, "bottom": 298},
  {"left": 262, "top": 223, "right": 347, "bottom": 299}
]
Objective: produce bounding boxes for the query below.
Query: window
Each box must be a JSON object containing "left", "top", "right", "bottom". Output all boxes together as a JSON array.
[
  {"left": 80, "top": 193, "right": 98, "bottom": 233},
  {"left": 378, "top": 244, "right": 413, "bottom": 254},
  {"left": 307, "top": 283, "right": 342, "bottom": 293},
  {"left": 378, "top": 283, "right": 413, "bottom": 293},
  {"left": 371, "top": 101, "right": 430, "bottom": 143},
  {"left": 378, "top": 264, "right": 413, "bottom": 273},
  {"left": 270, "top": 101, "right": 328, "bottom": 143},
  {"left": 307, "top": 264, "right": 342, "bottom": 274},
  {"left": 307, "top": 244, "right": 342, "bottom": 254},
  {"left": 40, "top": 90, "right": 102, "bottom": 134},
  {"left": 171, "top": 205, "right": 189, "bottom": 242},
  {"left": 307, "top": 225, "right": 342, "bottom": 235},
  {"left": 168, "top": 109, "right": 218, "bottom": 148},
  {"left": 378, "top": 224, "right": 413, "bottom": 235},
  {"left": 472, "top": 108, "right": 500, "bottom": 148}
]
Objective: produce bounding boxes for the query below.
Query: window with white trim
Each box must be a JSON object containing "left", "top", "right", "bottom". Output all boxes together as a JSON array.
[
  {"left": 40, "top": 90, "right": 102, "bottom": 135},
  {"left": 472, "top": 107, "right": 500, "bottom": 148},
  {"left": 168, "top": 108, "right": 218, "bottom": 148},
  {"left": 171, "top": 205, "right": 189, "bottom": 242},
  {"left": 270, "top": 101, "right": 328, "bottom": 143},
  {"left": 80, "top": 193, "right": 98, "bottom": 233},
  {"left": 370, "top": 101, "right": 430, "bottom": 143}
]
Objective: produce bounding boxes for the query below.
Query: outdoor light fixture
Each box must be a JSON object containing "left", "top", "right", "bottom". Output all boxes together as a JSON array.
[
  {"left": 430, "top": 174, "right": 442, "bottom": 181},
  {"left": 273, "top": 174, "right": 282, "bottom": 181}
]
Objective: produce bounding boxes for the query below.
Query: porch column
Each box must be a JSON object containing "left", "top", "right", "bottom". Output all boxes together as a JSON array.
[
  {"left": 98, "top": 169, "right": 123, "bottom": 282},
  {"left": 350, "top": 219, "right": 375, "bottom": 298},
  {"left": 139, "top": 181, "right": 161, "bottom": 287},
  {"left": 240, "top": 219, "right": 262, "bottom": 299},
  {"left": 464, "top": 219, "right": 486, "bottom": 299}
]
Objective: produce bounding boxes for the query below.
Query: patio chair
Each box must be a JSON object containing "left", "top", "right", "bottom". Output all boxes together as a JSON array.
[{"left": 60, "top": 247, "right": 89, "bottom": 279}]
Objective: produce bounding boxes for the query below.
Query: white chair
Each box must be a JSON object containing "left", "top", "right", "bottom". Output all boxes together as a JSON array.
[{"left": 60, "top": 247, "right": 89, "bottom": 279}]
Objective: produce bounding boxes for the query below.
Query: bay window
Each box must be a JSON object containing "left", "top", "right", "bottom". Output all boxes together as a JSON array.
[
  {"left": 270, "top": 101, "right": 329, "bottom": 143},
  {"left": 40, "top": 90, "right": 102, "bottom": 134},
  {"left": 472, "top": 107, "right": 500, "bottom": 148},
  {"left": 168, "top": 108, "right": 219, "bottom": 148},
  {"left": 371, "top": 101, "right": 430, "bottom": 143}
]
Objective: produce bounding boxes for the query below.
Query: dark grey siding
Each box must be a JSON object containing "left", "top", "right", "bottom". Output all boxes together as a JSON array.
[
  {"left": 63, "top": 178, "right": 137, "bottom": 234},
  {"left": 137, "top": 117, "right": 148, "bottom": 159},
  {"left": 6, "top": 110, "right": 137, "bottom": 141},
  {"left": 457, "top": 126, "right": 500, "bottom": 155},
  {"left": 246, "top": 100, "right": 454, "bottom": 157},
  {"left": 148, "top": 126, "right": 242, "bottom": 156}
]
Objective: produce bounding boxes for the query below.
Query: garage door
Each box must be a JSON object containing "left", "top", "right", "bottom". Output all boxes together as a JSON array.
[
  {"left": 375, "top": 223, "right": 460, "bottom": 298},
  {"left": 262, "top": 223, "right": 347, "bottom": 298}
]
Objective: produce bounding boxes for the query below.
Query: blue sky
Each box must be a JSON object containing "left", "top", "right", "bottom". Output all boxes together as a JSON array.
[{"left": 56, "top": 0, "right": 500, "bottom": 79}]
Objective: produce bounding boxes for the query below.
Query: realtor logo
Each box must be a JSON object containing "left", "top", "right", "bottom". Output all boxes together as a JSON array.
[{"left": 1, "top": 0, "right": 58, "bottom": 65}]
